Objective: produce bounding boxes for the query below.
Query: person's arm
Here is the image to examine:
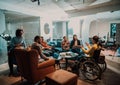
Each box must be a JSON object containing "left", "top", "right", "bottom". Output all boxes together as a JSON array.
[
  {"left": 42, "top": 41, "right": 51, "bottom": 49},
  {"left": 46, "top": 44, "right": 52, "bottom": 49},
  {"left": 8, "top": 38, "right": 15, "bottom": 51},
  {"left": 67, "top": 41, "right": 70, "bottom": 46},
  {"left": 81, "top": 46, "right": 95, "bottom": 55},
  {"left": 39, "top": 46, "right": 49, "bottom": 60},
  {"left": 21, "top": 39, "right": 26, "bottom": 48},
  {"left": 61, "top": 41, "right": 65, "bottom": 49},
  {"left": 10, "top": 37, "right": 15, "bottom": 47},
  {"left": 40, "top": 53, "right": 49, "bottom": 60},
  {"left": 85, "top": 42, "right": 91, "bottom": 49},
  {"left": 9, "top": 37, "right": 21, "bottom": 50},
  {"left": 66, "top": 41, "right": 70, "bottom": 49},
  {"left": 32, "top": 45, "right": 49, "bottom": 60}
]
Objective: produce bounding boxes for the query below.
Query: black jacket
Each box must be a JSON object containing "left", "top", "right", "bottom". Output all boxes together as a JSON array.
[{"left": 70, "top": 39, "right": 81, "bottom": 48}]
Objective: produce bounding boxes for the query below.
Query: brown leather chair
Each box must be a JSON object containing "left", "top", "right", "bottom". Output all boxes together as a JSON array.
[{"left": 14, "top": 49, "right": 55, "bottom": 84}]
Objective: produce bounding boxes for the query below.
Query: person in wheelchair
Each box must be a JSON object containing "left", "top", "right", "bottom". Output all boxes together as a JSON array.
[{"left": 79, "top": 35, "right": 102, "bottom": 62}]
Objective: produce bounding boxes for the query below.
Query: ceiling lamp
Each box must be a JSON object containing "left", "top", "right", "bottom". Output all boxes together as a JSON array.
[{"left": 31, "top": 0, "right": 40, "bottom": 5}]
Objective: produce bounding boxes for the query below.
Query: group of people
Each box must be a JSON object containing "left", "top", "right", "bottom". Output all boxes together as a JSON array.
[
  {"left": 61, "top": 35, "right": 81, "bottom": 55},
  {"left": 61, "top": 34, "right": 102, "bottom": 57},
  {"left": 8, "top": 28, "right": 102, "bottom": 76}
]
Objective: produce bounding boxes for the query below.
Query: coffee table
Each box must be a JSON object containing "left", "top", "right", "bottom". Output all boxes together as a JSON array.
[{"left": 59, "top": 52, "right": 78, "bottom": 69}]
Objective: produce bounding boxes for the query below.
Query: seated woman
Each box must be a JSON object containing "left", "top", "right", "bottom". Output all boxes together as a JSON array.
[
  {"left": 70, "top": 34, "right": 81, "bottom": 54},
  {"left": 61, "top": 36, "right": 70, "bottom": 52},
  {"left": 40, "top": 36, "right": 59, "bottom": 56},
  {"left": 40, "top": 36, "right": 52, "bottom": 50},
  {"left": 31, "top": 36, "right": 49, "bottom": 62},
  {"left": 80, "top": 35, "right": 102, "bottom": 62}
]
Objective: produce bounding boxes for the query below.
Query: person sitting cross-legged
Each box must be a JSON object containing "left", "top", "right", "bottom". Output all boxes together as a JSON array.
[
  {"left": 70, "top": 34, "right": 81, "bottom": 55},
  {"left": 61, "top": 36, "right": 70, "bottom": 52}
]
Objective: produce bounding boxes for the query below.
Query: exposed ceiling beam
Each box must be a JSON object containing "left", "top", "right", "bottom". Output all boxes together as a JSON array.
[{"left": 66, "top": 0, "right": 120, "bottom": 17}]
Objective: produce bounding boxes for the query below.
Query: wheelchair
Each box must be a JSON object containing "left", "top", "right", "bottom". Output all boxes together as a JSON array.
[{"left": 73, "top": 49, "right": 107, "bottom": 81}]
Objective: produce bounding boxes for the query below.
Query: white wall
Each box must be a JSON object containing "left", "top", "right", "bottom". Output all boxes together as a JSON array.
[
  {"left": 23, "top": 21, "right": 40, "bottom": 45},
  {"left": 53, "top": 21, "right": 67, "bottom": 40},
  {"left": 63, "top": 22, "right": 67, "bottom": 37},
  {"left": 40, "top": 17, "right": 53, "bottom": 41},
  {"left": 81, "top": 15, "right": 96, "bottom": 46},
  {"left": 90, "top": 20, "right": 110, "bottom": 38},
  {"left": 69, "top": 17, "right": 80, "bottom": 39},
  {"left": 89, "top": 20, "right": 120, "bottom": 41}
]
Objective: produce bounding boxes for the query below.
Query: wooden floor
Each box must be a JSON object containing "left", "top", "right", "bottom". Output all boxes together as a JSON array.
[
  {"left": 0, "top": 68, "right": 120, "bottom": 85},
  {"left": 0, "top": 49, "right": 120, "bottom": 85}
]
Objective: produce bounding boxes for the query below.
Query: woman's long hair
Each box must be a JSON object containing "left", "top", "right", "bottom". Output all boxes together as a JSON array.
[
  {"left": 93, "top": 35, "right": 102, "bottom": 47},
  {"left": 73, "top": 34, "right": 77, "bottom": 40}
]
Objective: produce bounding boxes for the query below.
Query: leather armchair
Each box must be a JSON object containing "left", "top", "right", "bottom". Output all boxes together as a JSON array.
[{"left": 14, "top": 49, "right": 55, "bottom": 84}]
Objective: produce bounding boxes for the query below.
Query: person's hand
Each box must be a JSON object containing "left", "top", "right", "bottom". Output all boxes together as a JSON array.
[
  {"left": 42, "top": 47, "right": 45, "bottom": 50},
  {"left": 73, "top": 45, "right": 81, "bottom": 48},
  {"left": 72, "top": 46, "right": 77, "bottom": 49},
  {"left": 77, "top": 45, "right": 82, "bottom": 48},
  {"left": 48, "top": 47, "right": 52, "bottom": 50},
  {"left": 85, "top": 42, "right": 89, "bottom": 46},
  {"left": 26, "top": 46, "right": 31, "bottom": 51},
  {"left": 45, "top": 57, "right": 49, "bottom": 60}
]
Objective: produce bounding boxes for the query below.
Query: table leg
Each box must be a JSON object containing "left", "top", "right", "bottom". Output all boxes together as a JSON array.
[{"left": 65, "top": 58, "right": 68, "bottom": 70}]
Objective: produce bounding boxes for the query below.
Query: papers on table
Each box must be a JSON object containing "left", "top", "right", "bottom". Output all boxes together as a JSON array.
[{"left": 59, "top": 52, "right": 78, "bottom": 58}]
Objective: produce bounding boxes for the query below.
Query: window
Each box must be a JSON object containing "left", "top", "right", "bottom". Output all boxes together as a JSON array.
[{"left": 110, "top": 23, "right": 116, "bottom": 38}]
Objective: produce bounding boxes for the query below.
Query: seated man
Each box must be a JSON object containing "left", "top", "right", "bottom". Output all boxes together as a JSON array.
[
  {"left": 70, "top": 34, "right": 81, "bottom": 54},
  {"left": 61, "top": 36, "right": 70, "bottom": 52},
  {"left": 31, "top": 36, "right": 49, "bottom": 62},
  {"left": 8, "top": 29, "right": 26, "bottom": 76}
]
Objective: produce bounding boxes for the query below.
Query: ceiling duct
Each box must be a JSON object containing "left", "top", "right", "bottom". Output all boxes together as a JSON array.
[
  {"left": 31, "top": 0, "right": 40, "bottom": 5},
  {"left": 64, "top": 0, "right": 96, "bottom": 4}
]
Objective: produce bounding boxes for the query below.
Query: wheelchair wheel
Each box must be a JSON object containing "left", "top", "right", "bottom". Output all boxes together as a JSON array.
[
  {"left": 80, "top": 60, "right": 102, "bottom": 81},
  {"left": 79, "top": 57, "right": 87, "bottom": 63},
  {"left": 98, "top": 61, "right": 107, "bottom": 73}
]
